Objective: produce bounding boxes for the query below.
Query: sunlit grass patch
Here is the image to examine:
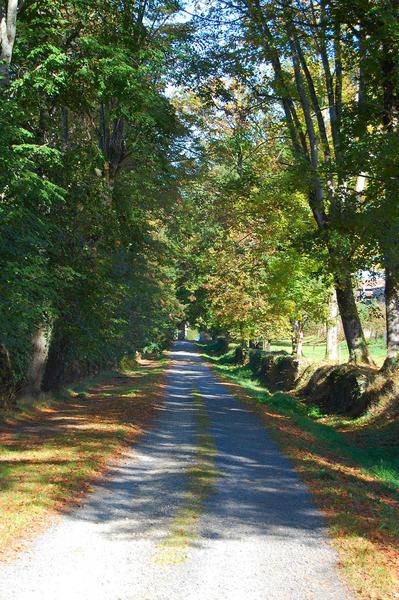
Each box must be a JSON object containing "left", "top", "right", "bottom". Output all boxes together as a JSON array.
[
  {"left": 270, "top": 336, "right": 387, "bottom": 367},
  {"left": 0, "top": 358, "right": 167, "bottom": 559}
]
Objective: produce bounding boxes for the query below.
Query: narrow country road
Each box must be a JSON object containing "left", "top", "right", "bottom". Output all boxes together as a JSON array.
[{"left": 0, "top": 343, "right": 351, "bottom": 600}]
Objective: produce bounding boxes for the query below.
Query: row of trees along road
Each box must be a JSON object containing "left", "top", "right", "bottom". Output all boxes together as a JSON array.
[
  {"left": 1, "top": 1, "right": 398, "bottom": 409},
  {"left": 0, "top": 1, "right": 192, "bottom": 407},
  {"left": 177, "top": 0, "right": 399, "bottom": 370}
]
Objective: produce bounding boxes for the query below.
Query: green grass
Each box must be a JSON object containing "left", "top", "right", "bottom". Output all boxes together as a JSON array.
[
  {"left": 186, "top": 327, "right": 200, "bottom": 341},
  {"left": 270, "top": 336, "right": 387, "bottom": 366},
  {"left": 203, "top": 335, "right": 387, "bottom": 367}
]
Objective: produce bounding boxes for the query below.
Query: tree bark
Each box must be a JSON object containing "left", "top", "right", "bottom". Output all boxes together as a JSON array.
[
  {"left": 334, "top": 274, "right": 372, "bottom": 364},
  {"left": 383, "top": 264, "right": 399, "bottom": 371},
  {"left": 380, "top": 0, "right": 399, "bottom": 371},
  {"left": 325, "top": 289, "right": 339, "bottom": 361},
  {"left": 23, "top": 323, "right": 52, "bottom": 395},
  {"left": 0, "top": 343, "right": 16, "bottom": 408},
  {"left": 42, "top": 332, "right": 73, "bottom": 390},
  {"left": 297, "top": 328, "right": 303, "bottom": 358},
  {"left": 0, "top": 0, "right": 19, "bottom": 88},
  {"left": 291, "top": 320, "right": 303, "bottom": 358},
  {"left": 262, "top": 339, "right": 271, "bottom": 352}
]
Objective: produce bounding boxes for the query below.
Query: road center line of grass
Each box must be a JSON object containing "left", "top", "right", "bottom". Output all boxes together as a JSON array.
[{"left": 154, "top": 388, "right": 218, "bottom": 566}]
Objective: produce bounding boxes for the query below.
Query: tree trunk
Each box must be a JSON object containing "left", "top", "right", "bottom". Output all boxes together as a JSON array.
[
  {"left": 383, "top": 264, "right": 399, "bottom": 371},
  {"left": 42, "top": 330, "right": 66, "bottom": 391},
  {"left": 23, "top": 323, "right": 52, "bottom": 395},
  {"left": 0, "top": 343, "right": 16, "bottom": 408},
  {"left": 291, "top": 320, "right": 303, "bottom": 358},
  {"left": 380, "top": 4, "right": 399, "bottom": 371},
  {"left": 291, "top": 337, "right": 296, "bottom": 356},
  {"left": 0, "top": 62, "right": 9, "bottom": 88},
  {"left": 325, "top": 289, "right": 339, "bottom": 361},
  {"left": 0, "top": 0, "right": 19, "bottom": 89},
  {"left": 334, "top": 274, "right": 372, "bottom": 364},
  {"left": 262, "top": 339, "right": 271, "bottom": 352},
  {"left": 297, "top": 328, "right": 303, "bottom": 358}
]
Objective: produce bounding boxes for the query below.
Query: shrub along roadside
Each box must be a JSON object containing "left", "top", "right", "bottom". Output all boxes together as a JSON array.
[
  {"left": 226, "top": 342, "right": 383, "bottom": 417},
  {"left": 0, "top": 357, "right": 167, "bottom": 560},
  {"left": 200, "top": 345, "right": 399, "bottom": 600}
]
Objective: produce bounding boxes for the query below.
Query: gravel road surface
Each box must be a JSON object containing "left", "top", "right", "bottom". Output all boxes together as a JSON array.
[{"left": 0, "top": 342, "right": 351, "bottom": 600}]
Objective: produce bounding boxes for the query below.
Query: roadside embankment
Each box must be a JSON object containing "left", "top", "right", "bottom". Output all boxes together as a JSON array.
[
  {"left": 219, "top": 340, "right": 399, "bottom": 421},
  {"left": 199, "top": 340, "right": 399, "bottom": 600}
]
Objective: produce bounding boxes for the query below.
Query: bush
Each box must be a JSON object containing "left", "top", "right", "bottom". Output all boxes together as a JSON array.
[
  {"left": 208, "top": 337, "right": 230, "bottom": 356},
  {"left": 257, "top": 354, "right": 301, "bottom": 390},
  {"left": 234, "top": 345, "right": 250, "bottom": 364},
  {"left": 303, "top": 365, "right": 375, "bottom": 417}
]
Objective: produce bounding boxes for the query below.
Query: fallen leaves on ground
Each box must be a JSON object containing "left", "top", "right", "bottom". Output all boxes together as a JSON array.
[{"left": 0, "top": 359, "right": 167, "bottom": 561}]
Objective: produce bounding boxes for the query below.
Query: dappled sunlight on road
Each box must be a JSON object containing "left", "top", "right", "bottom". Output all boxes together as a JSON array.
[{"left": 0, "top": 341, "right": 351, "bottom": 600}]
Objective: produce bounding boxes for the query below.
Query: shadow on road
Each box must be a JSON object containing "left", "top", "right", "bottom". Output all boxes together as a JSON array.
[{"left": 72, "top": 342, "right": 326, "bottom": 549}]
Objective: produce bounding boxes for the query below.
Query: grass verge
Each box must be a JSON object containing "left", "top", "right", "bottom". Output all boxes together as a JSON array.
[
  {"left": 0, "top": 357, "right": 167, "bottom": 560},
  {"left": 201, "top": 348, "right": 399, "bottom": 600}
]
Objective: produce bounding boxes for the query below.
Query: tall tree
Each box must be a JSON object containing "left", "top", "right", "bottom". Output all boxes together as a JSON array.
[
  {"left": 329, "top": 0, "right": 399, "bottom": 368},
  {"left": 197, "top": 0, "right": 374, "bottom": 363},
  {"left": 175, "top": 82, "right": 329, "bottom": 351},
  {"left": 0, "top": 0, "right": 189, "bottom": 404}
]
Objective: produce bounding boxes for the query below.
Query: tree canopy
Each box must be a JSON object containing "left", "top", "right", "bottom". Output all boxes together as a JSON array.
[{"left": 0, "top": 0, "right": 398, "bottom": 405}]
